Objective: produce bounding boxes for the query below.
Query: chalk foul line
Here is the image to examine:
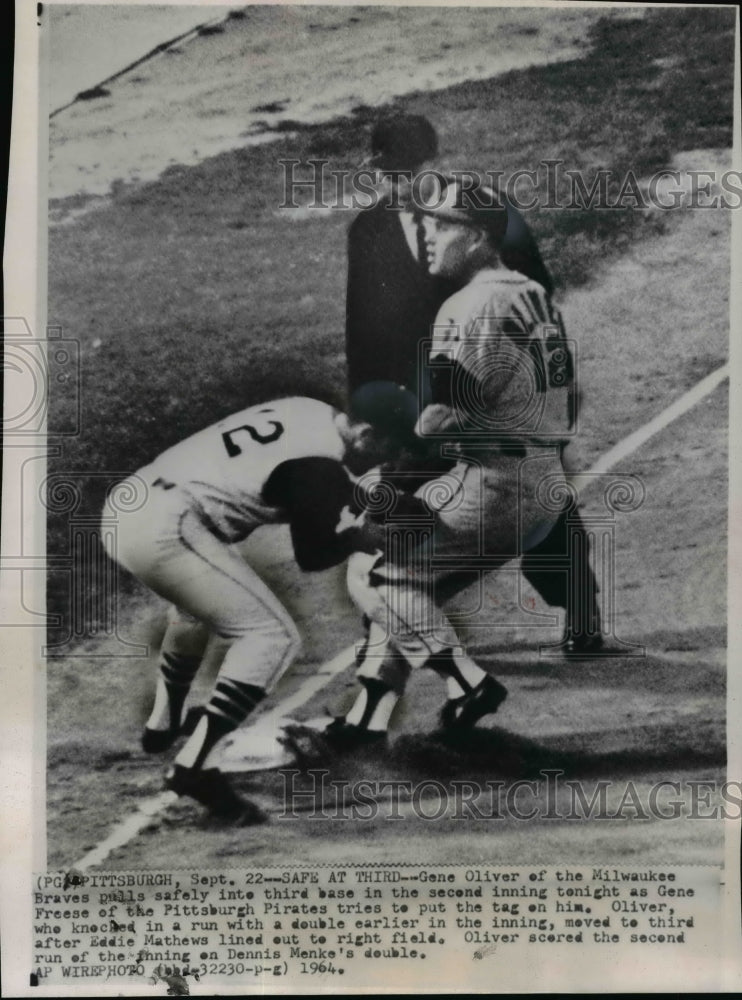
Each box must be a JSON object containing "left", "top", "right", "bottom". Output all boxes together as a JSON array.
[
  {"left": 574, "top": 362, "right": 728, "bottom": 484},
  {"left": 73, "top": 645, "right": 356, "bottom": 870}
]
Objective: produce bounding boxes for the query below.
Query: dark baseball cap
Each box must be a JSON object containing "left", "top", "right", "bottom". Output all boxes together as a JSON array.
[{"left": 366, "top": 115, "right": 438, "bottom": 173}]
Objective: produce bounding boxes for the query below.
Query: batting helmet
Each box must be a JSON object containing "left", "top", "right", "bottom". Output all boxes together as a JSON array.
[{"left": 349, "top": 381, "right": 419, "bottom": 441}]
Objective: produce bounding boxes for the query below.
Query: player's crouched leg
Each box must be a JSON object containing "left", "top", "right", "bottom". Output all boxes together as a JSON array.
[
  {"left": 102, "top": 482, "right": 211, "bottom": 753},
  {"left": 141, "top": 607, "right": 210, "bottom": 753},
  {"left": 346, "top": 552, "right": 509, "bottom": 736},
  {"left": 284, "top": 554, "right": 403, "bottom": 758},
  {"left": 167, "top": 637, "right": 300, "bottom": 824},
  {"left": 107, "top": 491, "right": 302, "bottom": 824}
]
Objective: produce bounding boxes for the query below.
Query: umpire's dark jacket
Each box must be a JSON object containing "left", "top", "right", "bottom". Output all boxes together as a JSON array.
[
  {"left": 345, "top": 198, "right": 553, "bottom": 397},
  {"left": 345, "top": 202, "right": 453, "bottom": 396}
]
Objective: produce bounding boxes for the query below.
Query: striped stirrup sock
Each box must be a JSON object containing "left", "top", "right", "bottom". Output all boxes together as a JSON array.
[
  {"left": 148, "top": 651, "right": 202, "bottom": 732},
  {"left": 208, "top": 678, "right": 266, "bottom": 728},
  {"left": 177, "top": 679, "right": 267, "bottom": 772}
]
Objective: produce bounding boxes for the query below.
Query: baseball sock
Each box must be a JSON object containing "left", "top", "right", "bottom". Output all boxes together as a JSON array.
[
  {"left": 343, "top": 657, "right": 472, "bottom": 731},
  {"left": 426, "top": 648, "right": 486, "bottom": 691},
  {"left": 343, "top": 623, "right": 406, "bottom": 733},
  {"left": 345, "top": 677, "right": 398, "bottom": 731},
  {"left": 146, "top": 651, "right": 202, "bottom": 733},
  {"left": 175, "top": 678, "right": 265, "bottom": 770},
  {"left": 446, "top": 676, "right": 467, "bottom": 699}
]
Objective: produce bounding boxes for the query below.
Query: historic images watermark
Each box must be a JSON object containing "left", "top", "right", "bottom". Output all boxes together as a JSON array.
[
  {"left": 278, "top": 160, "right": 742, "bottom": 212},
  {"left": 2, "top": 315, "right": 150, "bottom": 657},
  {"left": 278, "top": 770, "right": 742, "bottom": 822}
]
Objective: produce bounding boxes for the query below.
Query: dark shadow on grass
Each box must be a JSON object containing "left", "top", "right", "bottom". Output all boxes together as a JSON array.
[
  {"left": 473, "top": 638, "right": 725, "bottom": 695},
  {"left": 243, "top": 712, "right": 724, "bottom": 812},
  {"left": 393, "top": 720, "right": 724, "bottom": 781}
]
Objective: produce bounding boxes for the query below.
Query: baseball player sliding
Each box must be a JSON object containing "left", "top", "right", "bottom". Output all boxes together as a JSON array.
[
  {"left": 103, "top": 395, "right": 403, "bottom": 823},
  {"left": 308, "top": 177, "right": 574, "bottom": 750}
]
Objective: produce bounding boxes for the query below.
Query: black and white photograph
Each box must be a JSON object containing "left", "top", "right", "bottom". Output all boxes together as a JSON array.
[{"left": 2, "top": 0, "right": 741, "bottom": 993}]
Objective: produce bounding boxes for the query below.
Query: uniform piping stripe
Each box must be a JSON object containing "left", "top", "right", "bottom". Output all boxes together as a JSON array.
[
  {"left": 510, "top": 304, "right": 531, "bottom": 334},
  {"left": 527, "top": 289, "right": 548, "bottom": 324}
]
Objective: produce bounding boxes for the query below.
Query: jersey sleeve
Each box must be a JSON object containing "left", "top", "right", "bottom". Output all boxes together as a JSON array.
[
  {"left": 480, "top": 288, "right": 574, "bottom": 443},
  {"left": 262, "top": 457, "right": 359, "bottom": 572}
]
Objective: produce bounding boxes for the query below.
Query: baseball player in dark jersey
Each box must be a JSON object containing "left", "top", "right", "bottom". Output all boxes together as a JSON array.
[{"left": 103, "top": 396, "right": 395, "bottom": 822}]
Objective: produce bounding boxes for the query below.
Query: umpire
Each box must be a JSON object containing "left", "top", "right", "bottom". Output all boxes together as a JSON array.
[
  {"left": 345, "top": 113, "right": 602, "bottom": 655},
  {"left": 346, "top": 115, "right": 454, "bottom": 395}
]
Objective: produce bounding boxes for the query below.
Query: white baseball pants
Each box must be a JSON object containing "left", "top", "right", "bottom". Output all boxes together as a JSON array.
[{"left": 103, "top": 477, "right": 300, "bottom": 691}]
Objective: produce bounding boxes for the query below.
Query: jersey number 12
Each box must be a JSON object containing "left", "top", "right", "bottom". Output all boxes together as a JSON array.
[{"left": 222, "top": 417, "right": 284, "bottom": 456}]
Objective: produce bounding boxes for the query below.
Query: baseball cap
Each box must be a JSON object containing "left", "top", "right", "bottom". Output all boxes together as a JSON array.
[
  {"left": 419, "top": 176, "right": 509, "bottom": 246},
  {"left": 365, "top": 115, "right": 438, "bottom": 173}
]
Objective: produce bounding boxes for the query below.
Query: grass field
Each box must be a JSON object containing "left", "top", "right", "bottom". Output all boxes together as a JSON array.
[{"left": 46, "top": 5, "right": 734, "bottom": 869}]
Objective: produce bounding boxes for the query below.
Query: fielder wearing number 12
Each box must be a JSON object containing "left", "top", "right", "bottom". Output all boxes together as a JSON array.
[{"left": 104, "top": 396, "right": 391, "bottom": 822}]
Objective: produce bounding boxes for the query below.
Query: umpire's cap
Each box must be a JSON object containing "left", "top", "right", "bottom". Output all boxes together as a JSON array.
[
  {"left": 349, "top": 381, "right": 419, "bottom": 440},
  {"left": 367, "top": 115, "right": 438, "bottom": 173},
  {"left": 419, "top": 175, "right": 509, "bottom": 247}
]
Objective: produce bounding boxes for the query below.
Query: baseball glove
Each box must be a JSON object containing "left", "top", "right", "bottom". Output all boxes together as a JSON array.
[{"left": 278, "top": 723, "right": 339, "bottom": 768}]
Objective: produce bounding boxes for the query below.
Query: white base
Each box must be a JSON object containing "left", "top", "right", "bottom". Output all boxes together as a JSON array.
[
  {"left": 214, "top": 715, "right": 334, "bottom": 773},
  {"left": 201, "top": 642, "right": 358, "bottom": 772}
]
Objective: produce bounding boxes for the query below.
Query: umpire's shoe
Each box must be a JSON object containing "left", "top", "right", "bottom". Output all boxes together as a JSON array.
[
  {"left": 562, "top": 629, "right": 605, "bottom": 656},
  {"left": 165, "top": 764, "right": 268, "bottom": 825},
  {"left": 439, "top": 675, "right": 508, "bottom": 730},
  {"left": 562, "top": 604, "right": 604, "bottom": 657}
]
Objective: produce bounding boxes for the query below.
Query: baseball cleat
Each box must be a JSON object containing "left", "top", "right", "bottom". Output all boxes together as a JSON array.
[
  {"left": 142, "top": 727, "right": 180, "bottom": 754},
  {"left": 439, "top": 675, "right": 508, "bottom": 730},
  {"left": 165, "top": 764, "right": 268, "bottom": 825},
  {"left": 141, "top": 706, "right": 205, "bottom": 754}
]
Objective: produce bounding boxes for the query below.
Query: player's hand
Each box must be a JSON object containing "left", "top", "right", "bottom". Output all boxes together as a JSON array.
[{"left": 278, "top": 723, "right": 338, "bottom": 768}]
